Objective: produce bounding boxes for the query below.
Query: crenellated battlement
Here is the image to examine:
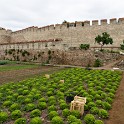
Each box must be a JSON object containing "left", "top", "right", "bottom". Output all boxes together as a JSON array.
[
  {"left": 11, "top": 17, "right": 124, "bottom": 35},
  {"left": 0, "top": 17, "right": 124, "bottom": 48}
]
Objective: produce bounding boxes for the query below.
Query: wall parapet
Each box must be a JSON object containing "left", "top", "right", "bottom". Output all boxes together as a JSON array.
[{"left": 10, "top": 17, "right": 124, "bottom": 35}]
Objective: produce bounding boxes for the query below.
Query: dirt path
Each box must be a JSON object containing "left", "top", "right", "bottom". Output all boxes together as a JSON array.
[
  {"left": 105, "top": 72, "right": 124, "bottom": 124},
  {"left": 0, "top": 66, "right": 63, "bottom": 85}
]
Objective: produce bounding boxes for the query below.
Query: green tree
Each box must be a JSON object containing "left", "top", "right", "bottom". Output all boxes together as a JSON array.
[{"left": 95, "top": 32, "right": 113, "bottom": 50}]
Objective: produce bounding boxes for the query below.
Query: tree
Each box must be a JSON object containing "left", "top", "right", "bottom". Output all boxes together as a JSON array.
[{"left": 95, "top": 32, "right": 113, "bottom": 50}]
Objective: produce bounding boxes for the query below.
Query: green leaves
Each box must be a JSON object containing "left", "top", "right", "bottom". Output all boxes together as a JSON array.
[{"left": 95, "top": 32, "right": 113, "bottom": 50}]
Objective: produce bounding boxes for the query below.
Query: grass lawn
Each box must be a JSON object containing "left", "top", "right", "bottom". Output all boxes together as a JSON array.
[{"left": 0, "top": 61, "right": 38, "bottom": 72}]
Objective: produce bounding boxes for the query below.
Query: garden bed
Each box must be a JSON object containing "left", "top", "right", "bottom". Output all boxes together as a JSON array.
[{"left": 0, "top": 68, "right": 122, "bottom": 124}]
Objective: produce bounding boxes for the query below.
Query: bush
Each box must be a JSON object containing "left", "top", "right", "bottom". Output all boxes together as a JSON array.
[
  {"left": 62, "top": 109, "right": 70, "bottom": 117},
  {"left": 70, "top": 110, "right": 80, "bottom": 118},
  {"left": 51, "top": 116, "right": 63, "bottom": 124},
  {"left": 11, "top": 110, "right": 22, "bottom": 120},
  {"left": 9, "top": 103, "right": 20, "bottom": 111},
  {"left": 94, "top": 59, "right": 102, "bottom": 67},
  {"left": 30, "top": 109, "right": 41, "bottom": 118},
  {"left": 84, "top": 114, "right": 95, "bottom": 124},
  {"left": 94, "top": 120, "right": 104, "bottom": 124},
  {"left": 30, "top": 117, "right": 42, "bottom": 124},
  {"left": 14, "top": 118, "right": 26, "bottom": 124},
  {"left": 99, "top": 109, "right": 109, "bottom": 119},
  {"left": 49, "top": 111, "right": 58, "bottom": 120},
  {"left": 0, "top": 112, "right": 8, "bottom": 123},
  {"left": 80, "top": 44, "right": 90, "bottom": 50},
  {"left": 25, "top": 103, "right": 35, "bottom": 112},
  {"left": 0, "top": 60, "right": 8, "bottom": 65},
  {"left": 37, "top": 102, "right": 47, "bottom": 110}
]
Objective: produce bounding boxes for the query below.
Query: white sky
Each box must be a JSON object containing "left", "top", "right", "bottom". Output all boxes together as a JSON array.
[{"left": 0, "top": 0, "right": 124, "bottom": 31}]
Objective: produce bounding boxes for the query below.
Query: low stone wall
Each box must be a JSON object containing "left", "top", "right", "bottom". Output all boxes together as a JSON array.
[{"left": 0, "top": 49, "right": 121, "bottom": 67}]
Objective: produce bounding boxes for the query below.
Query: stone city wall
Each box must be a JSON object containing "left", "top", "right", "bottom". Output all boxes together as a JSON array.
[{"left": 0, "top": 17, "right": 124, "bottom": 50}]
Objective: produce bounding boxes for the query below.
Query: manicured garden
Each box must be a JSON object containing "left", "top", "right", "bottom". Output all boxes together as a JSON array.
[{"left": 0, "top": 68, "right": 122, "bottom": 124}]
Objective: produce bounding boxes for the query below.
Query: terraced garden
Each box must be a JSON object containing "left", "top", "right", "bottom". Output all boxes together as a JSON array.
[{"left": 0, "top": 68, "right": 122, "bottom": 124}]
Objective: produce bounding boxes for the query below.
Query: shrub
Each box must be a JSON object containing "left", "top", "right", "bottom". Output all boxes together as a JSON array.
[
  {"left": 14, "top": 118, "right": 26, "bottom": 124},
  {"left": 30, "top": 117, "right": 42, "bottom": 124},
  {"left": 62, "top": 109, "right": 70, "bottom": 117},
  {"left": 37, "top": 102, "right": 47, "bottom": 110},
  {"left": 9, "top": 103, "right": 20, "bottom": 111},
  {"left": 99, "top": 109, "right": 109, "bottom": 119},
  {"left": 25, "top": 103, "right": 35, "bottom": 112},
  {"left": 120, "top": 41, "right": 124, "bottom": 50},
  {"left": 0, "top": 112, "right": 8, "bottom": 123},
  {"left": 94, "top": 59, "right": 102, "bottom": 67},
  {"left": 0, "top": 60, "right": 8, "bottom": 65},
  {"left": 60, "top": 102, "right": 68, "bottom": 110},
  {"left": 11, "top": 110, "right": 22, "bottom": 120},
  {"left": 84, "top": 114, "right": 95, "bottom": 124},
  {"left": 90, "top": 107, "right": 99, "bottom": 115},
  {"left": 94, "top": 120, "right": 104, "bottom": 124},
  {"left": 49, "top": 111, "right": 58, "bottom": 120},
  {"left": 30, "top": 109, "right": 41, "bottom": 118},
  {"left": 80, "top": 44, "right": 90, "bottom": 50},
  {"left": 51, "top": 116, "right": 63, "bottom": 124},
  {"left": 70, "top": 110, "right": 80, "bottom": 118}
]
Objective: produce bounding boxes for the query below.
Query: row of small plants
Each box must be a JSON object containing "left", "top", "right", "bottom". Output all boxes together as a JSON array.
[{"left": 0, "top": 68, "right": 122, "bottom": 124}]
